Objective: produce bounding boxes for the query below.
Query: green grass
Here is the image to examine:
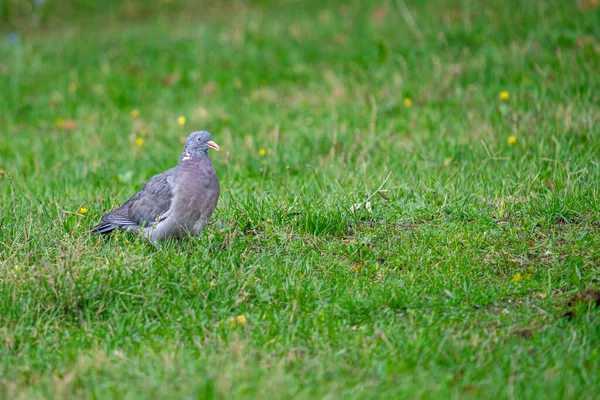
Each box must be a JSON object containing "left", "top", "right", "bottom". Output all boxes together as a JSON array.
[{"left": 1, "top": 0, "right": 600, "bottom": 398}]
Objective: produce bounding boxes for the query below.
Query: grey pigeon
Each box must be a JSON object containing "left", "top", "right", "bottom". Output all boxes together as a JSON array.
[{"left": 91, "top": 131, "right": 220, "bottom": 244}]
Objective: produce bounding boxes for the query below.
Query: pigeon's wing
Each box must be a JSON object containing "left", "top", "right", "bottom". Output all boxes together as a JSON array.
[{"left": 91, "top": 168, "right": 177, "bottom": 234}]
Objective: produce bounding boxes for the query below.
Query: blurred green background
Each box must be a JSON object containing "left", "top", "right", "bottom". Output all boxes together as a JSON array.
[{"left": 1, "top": 0, "right": 599, "bottom": 398}]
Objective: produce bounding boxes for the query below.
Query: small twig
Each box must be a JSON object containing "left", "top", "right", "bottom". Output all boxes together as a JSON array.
[
  {"left": 351, "top": 172, "right": 393, "bottom": 213},
  {"left": 533, "top": 305, "right": 549, "bottom": 316},
  {"left": 481, "top": 139, "right": 492, "bottom": 158},
  {"left": 480, "top": 140, "right": 509, "bottom": 161},
  {"left": 365, "top": 171, "right": 393, "bottom": 203}
]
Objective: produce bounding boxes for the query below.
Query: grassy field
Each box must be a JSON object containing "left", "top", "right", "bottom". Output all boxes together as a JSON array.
[{"left": 1, "top": 0, "right": 599, "bottom": 398}]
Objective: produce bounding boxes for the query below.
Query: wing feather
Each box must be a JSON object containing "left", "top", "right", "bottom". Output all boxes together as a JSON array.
[{"left": 91, "top": 168, "right": 177, "bottom": 234}]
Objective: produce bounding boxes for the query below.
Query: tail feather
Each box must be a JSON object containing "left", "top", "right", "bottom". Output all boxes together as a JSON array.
[
  {"left": 91, "top": 204, "right": 136, "bottom": 235},
  {"left": 91, "top": 222, "right": 117, "bottom": 234}
]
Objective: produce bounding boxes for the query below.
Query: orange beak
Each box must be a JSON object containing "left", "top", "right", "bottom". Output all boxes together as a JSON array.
[{"left": 207, "top": 141, "right": 220, "bottom": 151}]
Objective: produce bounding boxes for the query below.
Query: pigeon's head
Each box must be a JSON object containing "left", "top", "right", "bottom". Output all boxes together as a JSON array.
[{"left": 184, "top": 131, "right": 220, "bottom": 155}]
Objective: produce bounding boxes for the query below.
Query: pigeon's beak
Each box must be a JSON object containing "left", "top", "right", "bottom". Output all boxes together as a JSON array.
[{"left": 207, "top": 141, "right": 220, "bottom": 151}]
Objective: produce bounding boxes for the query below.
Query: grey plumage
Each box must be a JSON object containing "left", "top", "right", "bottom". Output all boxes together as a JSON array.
[{"left": 92, "top": 131, "right": 220, "bottom": 244}]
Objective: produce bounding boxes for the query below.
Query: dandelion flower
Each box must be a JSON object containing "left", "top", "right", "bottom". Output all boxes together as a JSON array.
[
  {"left": 404, "top": 97, "right": 413, "bottom": 107},
  {"left": 236, "top": 315, "right": 247, "bottom": 325},
  {"left": 500, "top": 91, "right": 510, "bottom": 101},
  {"left": 136, "top": 137, "right": 144, "bottom": 147},
  {"left": 259, "top": 148, "right": 267, "bottom": 156},
  {"left": 78, "top": 207, "right": 88, "bottom": 215},
  {"left": 131, "top": 109, "right": 140, "bottom": 118},
  {"left": 508, "top": 135, "right": 517, "bottom": 145},
  {"left": 177, "top": 115, "right": 186, "bottom": 126},
  {"left": 266, "top": 218, "right": 271, "bottom": 223},
  {"left": 511, "top": 272, "right": 531, "bottom": 283}
]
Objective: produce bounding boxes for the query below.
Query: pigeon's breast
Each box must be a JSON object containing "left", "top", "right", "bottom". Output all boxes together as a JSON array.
[{"left": 171, "top": 159, "right": 220, "bottom": 230}]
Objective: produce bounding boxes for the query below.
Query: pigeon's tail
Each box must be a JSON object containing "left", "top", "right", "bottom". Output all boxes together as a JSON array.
[
  {"left": 91, "top": 208, "right": 138, "bottom": 235},
  {"left": 91, "top": 222, "right": 117, "bottom": 234}
]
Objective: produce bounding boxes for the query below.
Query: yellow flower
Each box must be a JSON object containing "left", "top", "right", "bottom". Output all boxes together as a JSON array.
[
  {"left": 131, "top": 109, "right": 140, "bottom": 118},
  {"left": 266, "top": 218, "right": 271, "bottom": 223},
  {"left": 404, "top": 97, "right": 413, "bottom": 107},
  {"left": 78, "top": 207, "right": 88, "bottom": 215},
  {"left": 511, "top": 272, "right": 532, "bottom": 283},
  {"left": 68, "top": 82, "right": 77, "bottom": 93},
  {"left": 226, "top": 315, "right": 247, "bottom": 327},
  {"left": 135, "top": 137, "right": 144, "bottom": 147},
  {"left": 177, "top": 115, "right": 186, "bottom": 126},
  {"left": 500, "top": 91, "right": 510, "bottom": 101},
  {"left": 258, "top": 148, "right": 267, "bottom": 156},
  {"left": 508, "top": 135, "right": 517, "bottom": 145}
]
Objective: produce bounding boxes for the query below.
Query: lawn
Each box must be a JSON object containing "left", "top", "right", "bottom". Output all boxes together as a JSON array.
[{"left": 1, "top": 0, "right": 599, "bottom": 398}]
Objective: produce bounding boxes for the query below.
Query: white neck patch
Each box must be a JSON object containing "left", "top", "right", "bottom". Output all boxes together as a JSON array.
[{"left": 182, "top": 152, "right": 191, "bottom": 161}]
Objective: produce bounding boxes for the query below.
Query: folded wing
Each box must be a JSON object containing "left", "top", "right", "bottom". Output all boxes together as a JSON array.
[{"left": 91, "top": 169, "right": 176, "bottom": 234}]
